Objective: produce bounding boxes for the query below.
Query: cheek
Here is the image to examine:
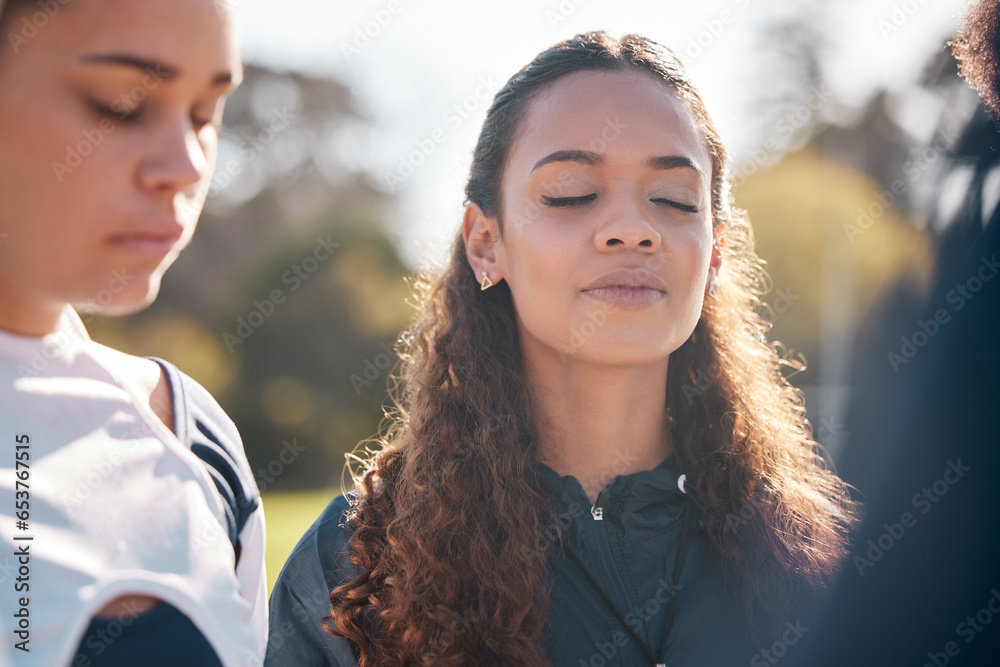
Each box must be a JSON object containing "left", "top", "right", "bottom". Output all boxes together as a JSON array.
[
  {"left": 500, "top": 223, "right": 576, "bottom": 334},
  {"left": 503, "top": 233, "right": 556, "bottom": 305},
  {"left": 0, "top": 108, "right": 59, "bottom": 209},
  {"left": 504, "top": 202, "right": 584, "bottom": 271},
  {"left": 661, "top": 228, "right": 713, "bottom": 313},
  {"left": 0, "top": 144, "right": 91, "bottom": 276},
  {"left": 672, "top": 225, "right": 712, "bottom": 275},
  {"left": 1, "top": 95, "right": 117, "bottom": 227}
]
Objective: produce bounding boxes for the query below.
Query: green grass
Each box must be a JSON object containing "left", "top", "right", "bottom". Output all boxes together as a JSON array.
[{"left": 261, "top": 489, "right": 347, "bottom": 594}]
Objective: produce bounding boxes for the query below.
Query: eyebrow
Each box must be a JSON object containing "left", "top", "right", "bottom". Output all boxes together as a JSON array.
[
  {"left": 530, "top": 149, "right": 705, "bottom": 178},
  {"left": 530, "top": 149, "right": 602, "bottom": 173},
  {"left": 648, "top": 155, "right": 705, "bottom": 178},
  {"left": 79, "top": 53, "right": 240, "bottom": 88}
]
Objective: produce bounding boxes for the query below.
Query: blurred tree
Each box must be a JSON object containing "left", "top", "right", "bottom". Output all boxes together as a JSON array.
[
  {"left": 725, "top": 3, "right": 963, "bottom": 460},
  {"left": 736, "top": 148, "right": 935, "bottom": 377}
]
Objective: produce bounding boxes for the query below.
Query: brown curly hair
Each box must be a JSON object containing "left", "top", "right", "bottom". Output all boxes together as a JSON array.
[
  {"left": 326, "top": 32, "right": 859, "bottom": 666},
  {"left": 953, "top": 0, "right": 1000, "bottom": 120}
]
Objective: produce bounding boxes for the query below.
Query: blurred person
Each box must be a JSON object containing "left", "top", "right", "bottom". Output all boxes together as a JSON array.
[
  {"left": 792, "top": 0, "right": 1000, "bottom": 665},
  {"left": 0, "top": 0, "right": 266, "bottom": 665},
  {"left": 266, "top": 32, "right": 858, "bottom": 666}
]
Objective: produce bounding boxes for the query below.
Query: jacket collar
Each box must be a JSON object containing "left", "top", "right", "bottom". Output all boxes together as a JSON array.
[{"left": 533, "top": 453, "right": 688, "bottom": 513}]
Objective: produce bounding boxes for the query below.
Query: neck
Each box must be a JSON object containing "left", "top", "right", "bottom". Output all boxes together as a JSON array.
[
  {"left": 526, "top": 343, "right": 672, "bottom": 505},
  {"left": 0, "top": 292, "right": 65, "bottom": 337}
]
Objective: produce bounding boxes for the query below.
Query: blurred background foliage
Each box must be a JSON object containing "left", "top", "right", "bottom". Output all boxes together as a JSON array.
[
  {"left": 737, "top": 149, "right": 935, "bottom": 378},
  {"left": 86, "top": 31, "right": 972, "bottom": 589}
]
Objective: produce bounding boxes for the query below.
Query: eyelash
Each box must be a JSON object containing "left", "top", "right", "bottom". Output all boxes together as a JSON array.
[
  {"left": 90, "top": 101, "right": 142, "bottom": 123},
  {"left": 541, "top": 193, "right": 700, "bottom": 214},
  {"left": 89, "top": 100, "right": 217, "bottom": 130},
  {"left": 651, "top": 198, "right": 701, "bottom": 214},
  {"left": 541, "top": 194, "right": 597, "bottom": 208}
]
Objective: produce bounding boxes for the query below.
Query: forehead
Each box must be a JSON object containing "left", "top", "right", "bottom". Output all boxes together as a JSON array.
[
  {"left": 508, "top": 68, "right": 711, "bottom": 181},
  {"left": 13, "top": 0, "right": 239, "bottom": 76}
]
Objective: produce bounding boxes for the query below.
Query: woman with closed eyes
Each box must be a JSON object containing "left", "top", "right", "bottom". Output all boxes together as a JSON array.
[
  {"left": 266, "top": 31, "right": 858, "bottom": 666},
  {"left": 0, "top": 1, "right": 266, "bottom": 665}
]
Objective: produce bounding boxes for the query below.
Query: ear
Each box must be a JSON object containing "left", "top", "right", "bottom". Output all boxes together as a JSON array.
[
  {"left": 709, "top": 223, "right": 724, "bottom": 271},
  {"left": 463, "top": 202, "right": 504, "bottom": 286},
  {"left": 705, "top": 224, "right": 724, "bottom": 296}
]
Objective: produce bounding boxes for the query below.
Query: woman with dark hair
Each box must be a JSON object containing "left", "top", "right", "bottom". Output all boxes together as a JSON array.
[
  {"left": 266, "top": 31, "right": 858, "bottom": 666},
  {"left": 0, "top": 1, "right": 265, "bottom": 665}
]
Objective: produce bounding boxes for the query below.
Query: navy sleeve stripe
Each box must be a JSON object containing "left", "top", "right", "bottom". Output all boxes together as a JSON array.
[
  {"left": 191, "top": 443, "right": 240, "bottom": 548},
  {"left": 194, "top": 418, "right": 241, "bottom": 474},
  {"left": 147, "top": 358, "right": 260, "bottom": 572},
  {"left": 192, "top": 428, "right": 259, "bottom": 535}
]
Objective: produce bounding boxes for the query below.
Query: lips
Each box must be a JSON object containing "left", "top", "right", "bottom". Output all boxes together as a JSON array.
[
  {"left": 581, "top": 268, "right": 667, "bottom": 293},
  {"left": 581, "top": 268, "right": 667, "bottom": 308},
  {"left": 107, "top": 222, "right": 184, "bottom": 257}
]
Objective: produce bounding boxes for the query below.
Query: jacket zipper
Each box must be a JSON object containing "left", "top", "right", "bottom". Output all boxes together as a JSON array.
[{"left": 590, "top": 489, "right": 644, "bottom": 665}]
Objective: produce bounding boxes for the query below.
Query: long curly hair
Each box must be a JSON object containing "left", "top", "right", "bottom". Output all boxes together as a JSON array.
[{"left": 326, "top": 32, "right": 859, "bottom": 666}]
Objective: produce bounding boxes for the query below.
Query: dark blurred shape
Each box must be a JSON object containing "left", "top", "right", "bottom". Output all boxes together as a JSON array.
[{"left": 789, "top": 17, "right": 1000, "bottom": 666}]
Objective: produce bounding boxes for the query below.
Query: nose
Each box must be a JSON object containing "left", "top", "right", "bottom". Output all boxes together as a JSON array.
[
  {"left": 594, "top": 193, "right": 661, "bottom": 253},
  {"left": 136, "top": 118, "right": 211, "bottom": 195}
]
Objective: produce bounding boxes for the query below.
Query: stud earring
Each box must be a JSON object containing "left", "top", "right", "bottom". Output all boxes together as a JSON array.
[{"left": 480, "top": 271, "right": 494, "bottom": 291}]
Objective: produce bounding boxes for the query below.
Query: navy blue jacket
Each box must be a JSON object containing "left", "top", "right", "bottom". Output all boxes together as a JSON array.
[{"left": 265, "top": 455, "right": 761, "bottom": 666}]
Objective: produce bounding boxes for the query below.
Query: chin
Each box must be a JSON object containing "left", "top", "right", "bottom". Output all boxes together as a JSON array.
[
  {"left": 73, "top": 280, "right": 162, "bottom": 318},
  {"left": 560, "top": 341, "right": 673, "bottom": 367}
]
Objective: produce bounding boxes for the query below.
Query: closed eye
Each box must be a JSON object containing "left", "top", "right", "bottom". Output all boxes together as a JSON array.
[
  {"left": 541, "top": 194, "right": 598, "bottom": 208},
  {"left": 89, "top": 99, "right": 142, "bottom": 123},
  {"left": 651, "top": 198, "right": 701, "bottom": 214}
]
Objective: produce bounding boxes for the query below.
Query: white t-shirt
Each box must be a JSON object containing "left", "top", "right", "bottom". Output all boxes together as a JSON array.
[{"left": 0, "top": 308, "right": 267, "bottom": 666}]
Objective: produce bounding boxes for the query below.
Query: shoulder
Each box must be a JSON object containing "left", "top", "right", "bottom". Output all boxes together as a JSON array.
[
  {"left": 150, "top": 358, "right": 254, "bottom": 486},
  {"left": 152, "top": 359, "right": 243, "bottom": 453},
  {"left": 266, "top": 492, "right": 361, "bottom": 667},
  {"left": 89, "top": 340, "right": 164, "bottom": 397},
  {"left": 150, "top": 358, "right": 262, "bottom": 555},
  {"left": 274, "top": 492, "right": 358, "bottom": 603},
  {"left": 90, "top": 338, "right": 237, "bottom": 452},
  {"left": 86, "top": 341, "right": 180, "bottom": 432}
]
